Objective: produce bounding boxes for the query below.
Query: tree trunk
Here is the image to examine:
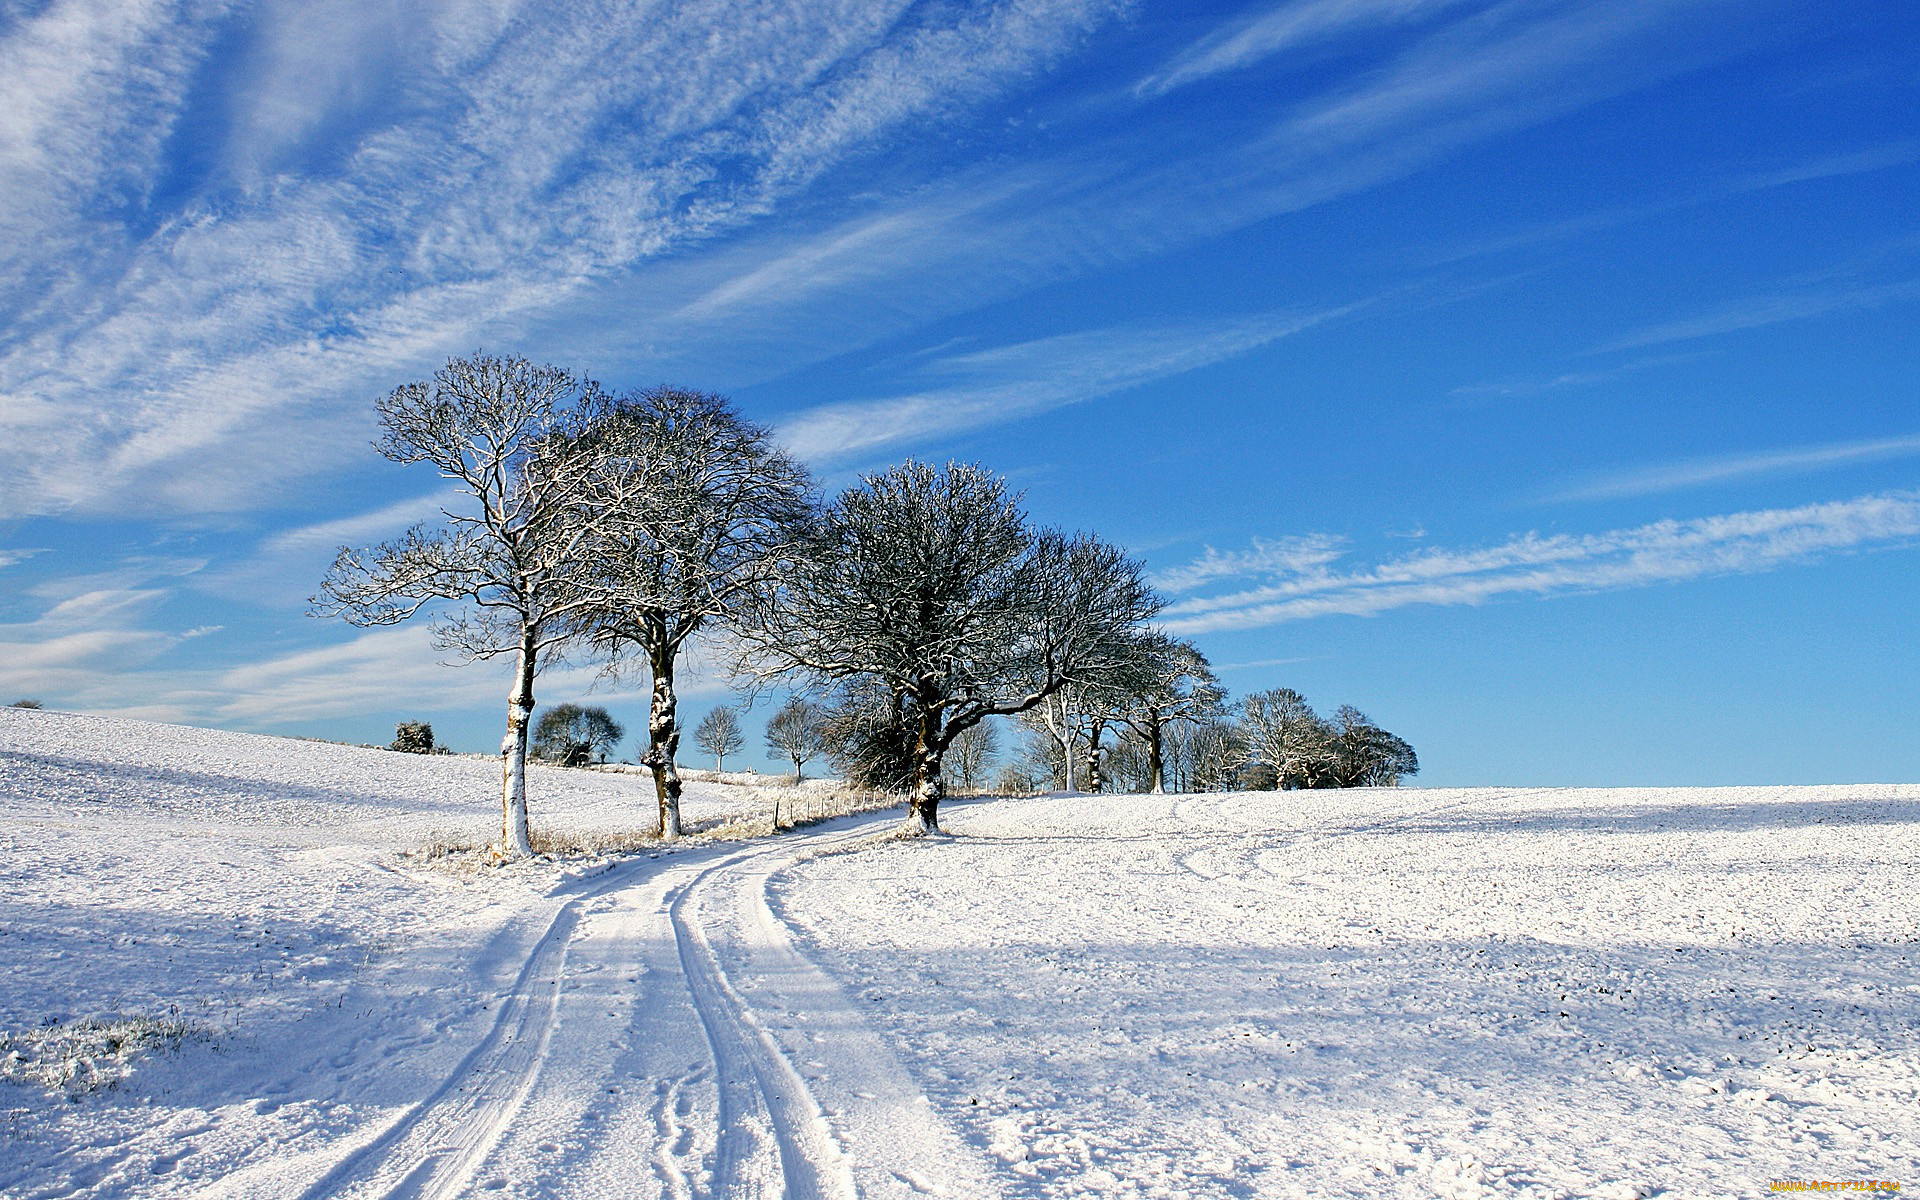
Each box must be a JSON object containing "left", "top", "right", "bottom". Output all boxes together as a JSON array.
[
  {"left": 1147, "top": 718, "right": 1166, "bottom": 795},
  {"left": 1083, "top": 718, "right": 1105, "bottom": 795},
  {"left": 903, "top": 703, "right": 944, "bottom": 836},
  {"left": 1057, "top": 729, "right": 1078, "bottom": 794},
  {"left": 497, "top": 634, "right": 537, "bottom": 859},
  {"left": 643, "top": 650, "right": 684, "bottom": 840}
]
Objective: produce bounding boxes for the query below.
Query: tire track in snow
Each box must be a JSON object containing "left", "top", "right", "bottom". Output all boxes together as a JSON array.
[
  {"left": 688, "top": 832, "right": 1009, "bottom": 1200},
  {"left": 667, "top": 853, "right": 859, "bottom": 1200},
  {"left": 294, "top": 812, "right": 985, "bottom": 1199},
  {"left": 293, "top": 857, "right": 654, "bottom": 1200}
]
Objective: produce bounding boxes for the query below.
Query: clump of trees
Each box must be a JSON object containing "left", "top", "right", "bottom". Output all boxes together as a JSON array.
[
  {"left": 532, "top": 703, "right": 624, "bottom": 766},
  {"left": 736, "top": 462, "right": 1157, "bottom": 834},
  {"left": 316, "top": 351, "right": 1416, "bottom": 857},
  {"left": 1006, "top": 681, "right": 1416, "bottom": 794}
]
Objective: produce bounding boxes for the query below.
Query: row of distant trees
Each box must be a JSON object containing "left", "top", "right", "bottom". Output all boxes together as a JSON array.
[
  {"left": 508, "top": 674, "right": 1415, "bottom": 799},
  {"left": 315, "top": 354, "right": 1156, "bottom": 858},
  {"left": 997, "top": 688, "right": 1415, "bottom": 794}
]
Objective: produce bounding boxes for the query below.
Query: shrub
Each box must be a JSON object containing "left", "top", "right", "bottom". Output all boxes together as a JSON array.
[
  {"left": 9, "top": 699, "right": 43, "bottom": 709},
  {"left": 390, "top": 721, "right": 437, "bottom": 754}
]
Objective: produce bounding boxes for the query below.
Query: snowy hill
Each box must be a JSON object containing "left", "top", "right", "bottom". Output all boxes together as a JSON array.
[{"left": 3, "top": 707, "right": 1917, "bottom": 1198}]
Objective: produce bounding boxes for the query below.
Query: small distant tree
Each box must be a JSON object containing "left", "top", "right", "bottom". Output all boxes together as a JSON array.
[
  {"left": 764, "top": 697, "right": 829, "bottom": 782},
  {"left": 390, "top": 721, "right": 437, "bottom": 754},
  {"left": 1102, "top": 730, "right": 1151, "bottom": 793},
  {"left": 740, "top": 462, "right": 1158, "bottom": 836},
  {"left": 694, "top": 706, "right": 745, "bottom": 771},
  {"left": 1187, "top": 716, "right": 1247, "bottom": 793},
  {"left": 1116, "top": 633, "right": 1225, "bottom": 794},
  {"left": 1327, "top": 705, "right": 1419, "bottom": 787},
  {"left": 313, "top": 353, "right": 601, "bottom": 859},
  {"left": 1236, "top": 760, "right": 1280, "bottom": 790},
  {"left": 9, "top": 699, "right": 44, "bottom": 709},
  {"left": 996, "top": 759, "right": 1045, "bottom": 795},
  {"left": 949, "top": 719, "right": 999, "bottom": 792},
  {"left": 532, "top": 703, "right": 625, "bottom": 766}
]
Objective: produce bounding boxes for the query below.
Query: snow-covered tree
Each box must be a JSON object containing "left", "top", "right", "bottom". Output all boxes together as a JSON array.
[
  {"left": 764, "top": 697, "right": 829, "bottom": 783},
  {"left": 532, "top": 703, "right": 624, "bottom": 766},
  {"left": 1116, "top": 633, "right": 1225, "bottom": 794},
  {"left": 1021, "top": 687, "right": 1085, "bottom": 792},
  {"left": 694, "top": 706, "right": 745, "bottom": 771},
  {"left": 390, "top": 721, "right": 436, "bottom": 754},
  {"left": 741, "top": 461, "right": 1157, "bottom": 836},
  {"left": 559, "top": 387, "right": 811, "bottom": 838},
  {"left": 313, "top": 353, "right": 599, "bottom": 859},
  {"left": 1240, "top": 687, "right": 1335, "bottom": 789},
  {"left": 1186, "top": 717, "right": 1248, "bottom": 793},
  {"left": 1327, "top": 705, "right": 1419, "bottom": 787}
]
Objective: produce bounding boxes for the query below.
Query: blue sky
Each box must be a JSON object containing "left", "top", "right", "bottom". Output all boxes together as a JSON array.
[{"left": 1, "top": 0, "right": 1915, "bottom": 784}]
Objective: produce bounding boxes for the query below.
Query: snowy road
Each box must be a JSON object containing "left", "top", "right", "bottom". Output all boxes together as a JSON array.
[{"left": 219, "top": 815, "right": 999, "bottom": 1200}]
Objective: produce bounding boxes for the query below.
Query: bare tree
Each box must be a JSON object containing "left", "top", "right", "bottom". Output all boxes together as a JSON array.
[
  {"left": 741, "top": 461, "right": 1157, "bottom": 836},
  {"left": 764, "top": 696, "right": 829, "bottom": 783},
  {"left": 1075, "top": 662, "right": 1154, "bottom": 795},
  {"left": 949, "top": 718, "right": 999, "bottom": 792},
  {"left": 560, "top": 386, "right": 811, "bottom": 838},
  {"left": 532, "top": 703, "right": 624, "bottom": 766},
  {"left": 313, "top": 353, "right": 597, "bottom": 859},
  {"left": 1187, "top": 716, "right": 1248, "bottom": 793},
  {"left": 1327, "top": 705, "right": 1419, "bottom": 787},
  {"left": 1241, "top": 687, "right": 1335, "bottom": 789},
  {"left": 1020, "top": 688, "right": 1084, "bottom": 792},
  {"left": 695, "top": 706, "right": 745, "bottom": 771},
  {"left": 1116, "top": 634, "right": 1226, "bottom": 794}
]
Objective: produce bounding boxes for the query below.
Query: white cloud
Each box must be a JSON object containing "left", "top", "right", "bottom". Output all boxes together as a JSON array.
[
  {"left": 1550, "top": 433, "right": 1920, "bottom": 502},
  {"left": 1601, "top": 278, "right": 1920, "bottom": 352},
  {"left": 0, "top": 558, "right": 733, "bottom": 728},
  {"left": 0, "top": 0, "right": 1126, "bottom": 519},
  {"left": 1138, "top": 0, "right": 1473, "bottom": 97},
  {"left": 1159, "top": 490, "right": 1920, "bottom": 633},
  {"left": 1149, "top": 534, "right": 1347, "bottom": 593},
  {"left": 776, "top": 308, "right": 1345, "bottom": 462}
]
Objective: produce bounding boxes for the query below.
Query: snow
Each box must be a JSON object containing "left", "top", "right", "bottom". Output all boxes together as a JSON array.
[{"left": 4, "top": 705, "right": 1917, "bottom": 1198}]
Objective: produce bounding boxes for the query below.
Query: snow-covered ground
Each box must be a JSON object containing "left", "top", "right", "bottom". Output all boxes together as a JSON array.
[{"left": 3, "top": 706, "right": 1917, "bottom": 1198}]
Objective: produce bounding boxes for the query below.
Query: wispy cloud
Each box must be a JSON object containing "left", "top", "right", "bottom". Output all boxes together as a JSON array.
[
  {"left": 1549, "top": 434, "right": 1920, "bottom": 502},
  {"left": 1149, "top": 534, "right": 1347, "bottom": 593},
  {"left": 1158, "top": 490, "right": 1920, "bottom": 633},
  {"left": 776, "top": 308, "right": 1346, "bottom": 463},
  {"left": 1424, "top": 141, "right": 1920, "bottom": 267},
  {"left": 1448, "top": 352, "right": 1710, "bottom": 399},
  {"left": 1601, "top": 278, "right": 1920, "bottom": 352},
  {"left": 0, "top": 0, "right": 1790, "bottom": 522},
  {"left": 0, "top": 1, "right": 1126, "bottom": 519},
  {"left": 0, "top": 566, "right": 728, "bottom": 727},
  {"left": 1136, "top": 0, "right": 1474, "bottom": 97}
]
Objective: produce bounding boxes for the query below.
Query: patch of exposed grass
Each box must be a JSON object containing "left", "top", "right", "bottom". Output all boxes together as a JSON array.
[{"left": 1, "top": 1015, "right": 207, "bottom": 1100}]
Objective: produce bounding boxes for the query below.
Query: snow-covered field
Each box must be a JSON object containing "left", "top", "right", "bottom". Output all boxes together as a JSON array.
[{"left": 3, "top": 706, "right": 1917, "bottom": 1198}]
